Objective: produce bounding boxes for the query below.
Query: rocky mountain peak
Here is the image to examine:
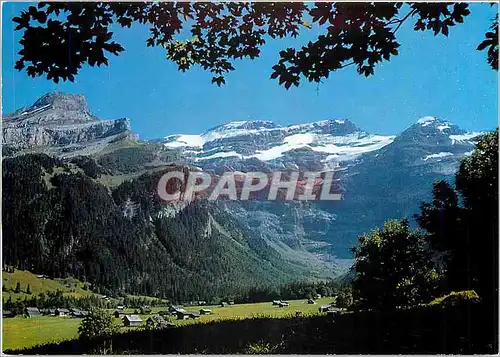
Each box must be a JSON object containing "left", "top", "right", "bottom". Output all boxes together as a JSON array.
[
  {"left": 413, "top": 116, "right": 461, "bottom": 133},
  {"left": 296, "top": 118, "right": 361, "bottom": 135},
  {"left": 3, "top": 92, "right": 133, "bottom": 156},
  {"left": 32, "top": 91, "right": 91, "bottom": 114},
  {"left": 396, "top": 116, "right": 466, "bottom": 144}
]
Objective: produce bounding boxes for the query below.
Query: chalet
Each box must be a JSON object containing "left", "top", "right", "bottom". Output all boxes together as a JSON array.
[
  {"left": 70, "top": 309, "right": 88, "bottom": 318},
  {"left": 199, "top": 308, "right": 212, "bottom": 315},
  {"left": 25, "top": 307, "right": 41, "bottom": 318},
  {"left": 319, "top": 304, "right": 332, "bottom": 313},
  {"left": 140, "top": 306, "right": 152, "bottom": 314},
  {"left": 123, "top": 315, "right": 143, "bottom": 327},
  {"left": 40, "top": 308, "right": 56, "bottom": 316},
  {"left": 146, "top": 315, "right": 176, "bottom": 329},
  {"left": 169, "top": 305, "right": 186, "bottom": 314},
  {"left": 55, "top": 308, "right": 70, "bottom": 317},
  {"left": 176, "top": 311, "right": 200, "bottom": 320},
  {"left": 308, "top": 299, "right": 316, "bottom": 304},
  {"left": 176, "top": 311, "right": 189, "bottom": 320},
  {"left": 278, "top": 301, "right": 289, "bottom": 307},
  {"left": 2, "top": 310, "right": 15, "bottom": 318},
  {"left": 272, "top": 300, "right": 281, "bottom": 306}
]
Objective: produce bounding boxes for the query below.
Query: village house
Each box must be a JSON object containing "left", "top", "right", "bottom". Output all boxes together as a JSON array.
[
  {"left": 176, "top": 311, "right": 200, "bottom": 320},
  {"left": 278, "top": 301, "right": 289, "bottom": 307},
  {"left": 2, "top": 310, "right": 15, "bottom": 318},
  {"left": 123, "top": 315, "right": 143, "bottom": 327},
  {"left": 40, "top": 308, "right": 56, "bottom": 316},
  {"left": 169, "top": 305, "right": 186, "bottom": 314},
  {"left": 272, "top": 300, "right": 281, "bottom": 306},
  {"left": 70, "top": 308, "right": 88, "bottom": 318},
  {"left": 25, "top": 307, "right": 41, "bottom": 318},
  {"left": 199, "top": 308, "right": 212, "bottom": 315},
  {"left": 55, "top": 308, "right": 70, "bottom": 317},
  {"left": 319, "top": 304, "right": 333, "bottom": 313}
]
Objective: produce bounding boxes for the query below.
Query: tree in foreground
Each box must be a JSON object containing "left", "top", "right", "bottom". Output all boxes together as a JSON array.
[
  {"left": 11, "top": 2, "right": 497, "bottom": 87},
  {"left": 351, "top": 219, "right": 440, "bottom": 310},
  {"left": 417, "top": 130, "right": 498, "bottom": 304},
  {"left": 78, "top": 308, "right": 120, "bottom": 353}
]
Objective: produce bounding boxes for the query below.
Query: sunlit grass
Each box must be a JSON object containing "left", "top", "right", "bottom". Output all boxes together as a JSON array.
[
  {"left": 2, "top": 297, "right": 334, "bottom": 351},
  {"left": 2, "top": 316, "right": 81, "bottom": 351}
]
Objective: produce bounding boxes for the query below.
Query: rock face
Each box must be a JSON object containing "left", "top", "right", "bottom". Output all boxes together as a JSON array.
[{"left": 3, "top": 92, "right": 133, "bottom": 156}]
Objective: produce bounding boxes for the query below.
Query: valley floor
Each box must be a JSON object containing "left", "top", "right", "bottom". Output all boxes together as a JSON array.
[
  {"left": 2, "top": 298, "right": 333, "bottom": 351},
  {"left": 4, "top": 302, "right": 497, "bottom": 355}
]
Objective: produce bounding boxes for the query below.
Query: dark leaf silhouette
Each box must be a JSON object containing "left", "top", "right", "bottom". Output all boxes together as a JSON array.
[{"left": 10, "top": 2, "right": 495, "bottom": 87}]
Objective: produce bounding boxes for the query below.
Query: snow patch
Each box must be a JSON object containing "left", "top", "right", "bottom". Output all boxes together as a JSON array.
[
  {"left": 417, "top": 116, "right": 436, "bottom": 127},
  {"left": 423, "top": 152, "right": 454, "bottom": 161},
  {"left": 310, "top": 135, "right": 396, "bottom": 161},
  {"left": 250, "top": 133, "right": 395, "bottom": 162},
  {"left": 284, "top": 133, "right": 315, "bottom": 146},
  {"left": 196, "top": 151, "right": 242, "bottom": 161},
  {"left": 449, "top": 132, "right": 482, "bottom": 145},
  {"left": 164, "top": 134, "right": 204, "bottom": 148}
]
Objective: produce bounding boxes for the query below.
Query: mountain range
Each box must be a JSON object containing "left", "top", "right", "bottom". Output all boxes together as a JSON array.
[
  {"left": 1, "top": 92, "right": 484, "bottom": 297},
  {"left": 150, "top": 108, "right": 480, "bottom": 262}
]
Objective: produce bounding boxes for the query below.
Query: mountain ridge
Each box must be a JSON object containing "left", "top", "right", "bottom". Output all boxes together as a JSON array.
[{"left": 1, "top": 92, "right": 486, "bottom": 274}]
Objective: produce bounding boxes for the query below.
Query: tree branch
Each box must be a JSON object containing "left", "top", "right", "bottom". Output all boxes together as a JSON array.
[{"left": 392, "top": 9, "right": 418, "bottom": 34}]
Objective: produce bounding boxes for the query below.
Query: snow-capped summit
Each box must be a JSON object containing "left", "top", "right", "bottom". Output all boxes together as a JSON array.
[
  {"left": 154, "top": 118, "right": 395, "bottom": 171},
  {"left": 401, "top": 116, "right": 480, "bottom": 143},
  {"left": 416, "top": 116, "right": 437, "bottom": 126},
  {"left": 153, "top": 115, "right": 483, "bottom": 175}
]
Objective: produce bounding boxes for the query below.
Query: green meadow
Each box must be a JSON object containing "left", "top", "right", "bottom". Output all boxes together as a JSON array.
[{"left": 2, "top": 298, "right": 334, "bottom": 351}]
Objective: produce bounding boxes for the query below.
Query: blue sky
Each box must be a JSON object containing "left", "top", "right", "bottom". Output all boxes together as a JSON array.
[{"left": 2, "top": 2, "right": 498, "bottom": 139}]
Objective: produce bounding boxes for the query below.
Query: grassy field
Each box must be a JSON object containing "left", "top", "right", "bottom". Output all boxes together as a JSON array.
[
  {"left": 2, "top": 270, "right": 91, "bottom": 299},
  {"left": 2, "top": 316, "right": 81, "bottom": 351},
  {"left": 2, "top": 298, "right": 334, "bottom": 351},
  {"left": 172, "top": 297, "right": 334, "bottom": 326}
]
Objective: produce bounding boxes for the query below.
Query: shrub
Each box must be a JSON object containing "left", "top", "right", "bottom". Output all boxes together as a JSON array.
[
  {"left": 78, "top": 308, "right": 120, "bottom": 340},
  {"left": 428, "top": 290, "right": 480, "bottom": 307},
  {"left": 244, "top": 340, "right": 282, "bottom": 354}
]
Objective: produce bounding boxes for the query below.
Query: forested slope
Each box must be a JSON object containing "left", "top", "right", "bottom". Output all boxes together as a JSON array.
[{"left": 2, "top": 154, "right": 306, "bottom": 301}]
